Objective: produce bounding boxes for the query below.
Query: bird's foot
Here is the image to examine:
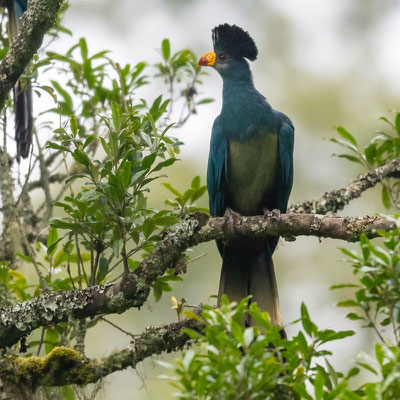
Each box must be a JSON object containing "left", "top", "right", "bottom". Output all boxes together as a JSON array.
[
  {"left": 263, "top": 208, "right": 281, "bottom": 221},
  {"left": 223, "top": 207, "right": 242, "bottom": 234}
]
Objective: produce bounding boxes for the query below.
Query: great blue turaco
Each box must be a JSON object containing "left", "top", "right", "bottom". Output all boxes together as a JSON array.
[
  {"left": 4, "top": 0, "right": 32, "bottom": 161},
  {"left": 198, "top": 24, "right": 294, "bottom": 332}
]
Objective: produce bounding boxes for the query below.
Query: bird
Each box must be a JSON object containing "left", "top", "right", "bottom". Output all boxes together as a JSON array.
[
  {"left": 6, "top": 0, "right": 32, "bottom": 161},
  {"left": 198, "top": 24, "right": 294, "bottom": 332}
]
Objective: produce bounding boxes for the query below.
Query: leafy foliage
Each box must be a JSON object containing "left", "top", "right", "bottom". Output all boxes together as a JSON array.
[
  {"left": 335, "top": 216, "right": 400, "bottom": 340},
  {"left": 0, "top": 7, "right": 210, "bottom": 399},
  {"left": 162, "top": 297, "right": 357, "bottom": 399},
  {"left": 331, "top": 112, "right": 400, "bottom": 209}
]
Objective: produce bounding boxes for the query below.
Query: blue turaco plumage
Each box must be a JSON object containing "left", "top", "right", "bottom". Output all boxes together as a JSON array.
[
  {"left": 198, "top": 24, "right": 294, "bottom": 331},
  {"left": 5, "top": 0, "right": 32, "bottom": 161}
]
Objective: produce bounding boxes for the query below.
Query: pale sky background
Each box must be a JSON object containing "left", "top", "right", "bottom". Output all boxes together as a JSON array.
[{"left": 14, "top": 0, "right": 400, "bottom": 398}]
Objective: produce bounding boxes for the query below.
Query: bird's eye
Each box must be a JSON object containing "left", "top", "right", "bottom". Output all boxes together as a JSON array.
[{"left": 218, "top": 54, "right": 226, "bottom": 60}]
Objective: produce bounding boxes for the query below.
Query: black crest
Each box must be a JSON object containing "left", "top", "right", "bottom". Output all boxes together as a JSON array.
[{"left": 212, "top": 24, "right": 258, "bottom": 61}]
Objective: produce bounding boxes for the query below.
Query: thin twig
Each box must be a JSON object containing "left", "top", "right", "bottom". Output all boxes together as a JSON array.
[{"left": 100, "top": 316, "right": 136, "bottom": 340}]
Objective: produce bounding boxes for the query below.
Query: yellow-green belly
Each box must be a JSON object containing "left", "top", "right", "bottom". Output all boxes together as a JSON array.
[{"left": 227, "top": 132, "right": 278, "bottom": 215}]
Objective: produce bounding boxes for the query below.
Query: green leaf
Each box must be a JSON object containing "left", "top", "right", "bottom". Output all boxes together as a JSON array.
[
  {"left": 15, "top": 253, "right": 32, "bottom": 263},
  {"left": 83, "top": 135, "right": 95, "bottom": 150},
  {"left": 231, "top": 320, "right": 243, "bottom": 344},
  {"left": 46, "top": 141, "right": 71, "bottom": 153},
  {"left": 395, "top": 113, "right": 400, "bottom": 136},
  {"left": 191, "top": 186, "right": 207, "bottom": 203},
  {"left": 318, "top": 329, "right": 355, "bottom": 343},
  {"left": 161, "top": 38, "right": 171, "bottom": 60},
  {"left": 60, "top": 386, "right": 76, "bottom": 400},
  {"left": 382, "top": 185, "right": 391, "bottom": 209},
  {"left": 191, "top": 176, "right": 201, "bottom": 189},
  {"left": 111, "top": 101, "right": 122, "bottom": 131},
  {"left": 151, "top": 158, "right": 176, "bottom": 173},
  {"left": 183, "top": 310, "right": 202, "bottom": 321},
  {"left": 345, "top": 367, "right": 360, "bottom": 379},
  {"left": 69, "top": 253, "right": 91, "bottom": 263},
  {"left": 51, "top": 80, "right": 73, "bottom": 112},
  {"left": 142, "top": 153, "right": 157, "bottom": 170},
  {"left": 364, "top": 143, "right": 377, "bottom": 165},
  {"left": 70, "top": 115, "right": 78, "bottom": 136},
  {"left": 196, "top": 98, "right": 214, "bottom": 105},
  {"left": 72, "top": 149, "right": 90, "bottom": 167},
  {"left": 46, "top": 226, "right": 59, "bottom": 255},
  {"left": 337, "top": 300, "right": 358, "bottom": 307},
  {"left": 336, "top": 154, "right": 363, "bottom": 164},
  {"left": 181, "top": 328, "right": 203, "bottom": 340},
  {"left": 314, "top": 370, "right": 325, "bottom": 400},
  {"left": 143, "top": 218, "right": 156, "bottom": 239},
  {"left": 118, "top": 160, "right": 131, "bottom": 189},
  {"left": 375, "top": 343, "right": 385, "bottom": 366},
  {"left": 330, "top": 283, "right": 359, "bottom": 289},
  {"left": 79, "top": 37, "right": 88, "bottom": 60},
  {"left": 301, "top": 302, "right": 316, "bottom": 336},
  {"left": 127, "top": 259, "right": 140, "bottom": 271},
  {"left": 65, "top": 174, "right": 87, "bottom": 185},
  {"left": 96, "top": 257, "right": 109, "bottom": 282},
  {"left": 45, "top": 328, "right": 58, "bottom": 354},
  {"left": 162, "top": 182, "right": 182, "bottom": 198},
  {"left": 356, "top": 362, "right": 377, "bottom": 375},
  {"left": 54, "top": 249, "right": 68, "bottom": 268},
  {"left": 153, "top": 215, "right": 179, "bottom": 226},
  {"left": 364, "top": 384, "right": 377, "bottom": 400},
  {"left": 346, "top": 313, "right": 364, "bottom": 321},
  {"left": 379, "top": 116, "right": 395, "bottom": 128},
  {"left": 336, "top": 126, "right": 357, "bottom": 146}
]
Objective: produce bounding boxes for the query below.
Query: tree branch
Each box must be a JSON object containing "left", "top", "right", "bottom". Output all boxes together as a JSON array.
[
  {"left": 0, "top": 0, "right": 64, "bottom": 110},
  {"left": 26, "top": 173, "right": 67, "bottom": 191},
  {"left": 289, "top": 159, "right": 400, "bottom": 214},
  {"left": 0, "top": 212, "right": 394, "bottom": 349},
  {"left": 0, "top": 317, "right": 203, "bottom": 389}
]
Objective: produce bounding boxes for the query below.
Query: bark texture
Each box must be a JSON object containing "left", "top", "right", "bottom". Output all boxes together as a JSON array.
[{"left": 0, "top": 0, "right": 64, "bottom": 111}]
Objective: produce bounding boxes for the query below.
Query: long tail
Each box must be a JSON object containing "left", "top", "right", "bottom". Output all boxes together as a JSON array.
[
  {"left": 7, "top": 0, "right": 33, "bottom": 161},
  {"left": 13, "top": 80, "right": 33, "bottom": 160},
  {"left": 218, "top": 241, "right": 283, "bottom": 328}
]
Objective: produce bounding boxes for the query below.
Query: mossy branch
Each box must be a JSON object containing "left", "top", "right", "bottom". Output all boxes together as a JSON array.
[
  {"left": 0, "top": 316, "right": 203, "bottom": 389},
  {"left": 0, "top": 0, "right": 64, "bottom": 111}
]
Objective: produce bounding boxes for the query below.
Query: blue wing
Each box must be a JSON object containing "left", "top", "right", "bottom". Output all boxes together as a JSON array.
[
  {"left": 14, "top": 0, "right": 27, "bottom": 19},
  {"left": 275, "top": 114, "right": 294, "bottom": 213},
  {"left": 207, "top": 116, "right": 229, "bottom": 218}
]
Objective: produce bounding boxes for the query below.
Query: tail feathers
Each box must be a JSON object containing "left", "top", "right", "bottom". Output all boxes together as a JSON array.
[
  {"left": 8, "top": 0, "right": 32, "bottom": 161},
  {"left": 218, "top": 244, "right": 283, "bottom": 327},
  {"left": 14, "top": 80, "right": 33, "bottom": 160}
]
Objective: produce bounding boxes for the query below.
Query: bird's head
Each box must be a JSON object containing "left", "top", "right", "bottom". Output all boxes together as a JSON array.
[{"left": 198, "top": 24, "right": 258, "bottom": 78}]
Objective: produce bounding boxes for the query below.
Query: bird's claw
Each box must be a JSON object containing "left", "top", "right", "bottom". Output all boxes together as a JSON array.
[
  {"left": 223, "top": 207, "right": 242, "bottom": 232},
  {"left": 263, "top": 208, "right": 281, "bottom": 220}
]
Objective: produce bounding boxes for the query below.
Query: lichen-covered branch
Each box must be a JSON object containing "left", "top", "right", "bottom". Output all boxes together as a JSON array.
[
  {"left": 0, "top": 0, "right": 64, "bottom": 111},
  {"left": 0, "top": 211, "right": 394, "bottom": 349},
  {"left": 289, "top": 159, "right": 400, "bottom": 214},
  {"left": 0, "top": 317, "right": 203, "bottom": 389}
]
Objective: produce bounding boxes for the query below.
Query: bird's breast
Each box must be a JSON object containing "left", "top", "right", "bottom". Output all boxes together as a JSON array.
[{"left": 227, "top": 132, "right": 278, "bottom": 215}]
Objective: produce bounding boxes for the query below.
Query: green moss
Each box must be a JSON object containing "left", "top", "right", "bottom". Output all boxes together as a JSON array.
[{"left": 13, "top": 346, "right": 80, "bottom": 376}]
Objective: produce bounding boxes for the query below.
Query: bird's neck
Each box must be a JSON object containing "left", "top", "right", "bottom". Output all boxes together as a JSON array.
[
  {"left": 218, "top": 65, "right": 275, "bottom": 140},
  {"left": 221, "top": 69, "right": 254, "bottom": 96}
]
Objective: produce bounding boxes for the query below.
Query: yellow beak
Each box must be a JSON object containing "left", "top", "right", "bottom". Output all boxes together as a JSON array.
[{"left": 198, "top": 51, "right": 216, "bottom": 66}]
